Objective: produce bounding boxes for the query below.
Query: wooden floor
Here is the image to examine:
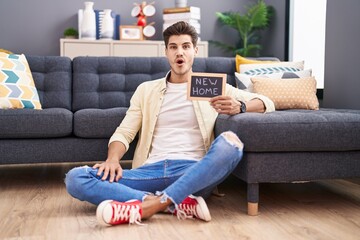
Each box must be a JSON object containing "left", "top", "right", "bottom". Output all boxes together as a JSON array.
[{"left": 0, "top": 163, "right": 359, "bottom": 240}]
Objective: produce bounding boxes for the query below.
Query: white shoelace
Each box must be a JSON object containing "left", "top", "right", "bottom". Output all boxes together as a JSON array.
[
  {"left": 113, "top": 204, "right": 143, "bottom": 225},
  {"left": 176, "top": 204, "right": 197, "bottom": 220}
]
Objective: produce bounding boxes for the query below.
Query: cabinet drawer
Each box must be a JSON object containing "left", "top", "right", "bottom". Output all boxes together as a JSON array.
[
  {"left": 64, "top": 43, "right": 111, "bottom": 58},
  {"left": 113, "top": 43, "right": 160, "bottom": 57}
]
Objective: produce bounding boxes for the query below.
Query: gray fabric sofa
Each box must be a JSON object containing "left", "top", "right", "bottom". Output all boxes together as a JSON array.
[{"left": 1, "top": 56, "right": 359, "bottom": 215}]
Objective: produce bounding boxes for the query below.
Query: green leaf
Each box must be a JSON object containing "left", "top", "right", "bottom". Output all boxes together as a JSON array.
[
  {"left": 247, "top": 44, "right": 262, "bottom": 55},
  {"left": 234, "top": 48, "right": 246, "bottom": 56},
  {"left": 248, "top": 0, "right": 268, "bottom": 28},
  {"left": 234, "top": 14, "right": 252, "bottom": 38},
  {"left": 215, "top": 12, "right": 237, "bottom": 29}
]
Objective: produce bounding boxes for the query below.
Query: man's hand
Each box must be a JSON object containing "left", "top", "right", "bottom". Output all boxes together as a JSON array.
[
  {"left": 209, "top": 96, "right": 241, "bottom": 115},
  {"left": 93, "top": 160, "right": 123, "bottom": 183}
]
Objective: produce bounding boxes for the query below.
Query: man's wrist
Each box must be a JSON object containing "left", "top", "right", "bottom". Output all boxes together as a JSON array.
[
  {"left": 106, "top": 157, "right": 120, "bottom": 163},
  {"left": 238, "top": 100, "right": 247, "bottom": 113}
]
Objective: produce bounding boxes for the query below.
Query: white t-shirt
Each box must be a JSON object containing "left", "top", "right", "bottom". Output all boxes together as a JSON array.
[{"left": 145, "top": 81, "right": 205, "bottom": 164}]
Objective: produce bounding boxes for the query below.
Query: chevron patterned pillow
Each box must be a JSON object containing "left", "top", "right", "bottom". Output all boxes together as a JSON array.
[
  {"left": 240, "top": 61, "right": 305, "bottom": 76},
  {"left": 0, "top": 53, "right": 42, "bottom": 109}
]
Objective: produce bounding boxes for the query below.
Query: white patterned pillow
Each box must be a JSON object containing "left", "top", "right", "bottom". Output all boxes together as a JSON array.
[
  {"left": 251, "top": 76, "right": 319, "bottom": 110},
  {"left": 235, "top": 69, "right": 312, "bottom": 92},
  {"left": 0, "top": 53, "right": 42, "bottom": 109},
  {"left": 240, "top": 61, "right": 305, "bottom": 76}
]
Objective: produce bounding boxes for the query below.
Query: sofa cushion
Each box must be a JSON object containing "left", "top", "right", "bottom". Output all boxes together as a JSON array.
[
  {"left": 0, "top": 108, "right": 73, "bottom": 138},
  {"left": 240, "top": 61, "right": 304, "bottom": 76},
  {"left": 235, "top": 54, "right": 276, "bottom": 73},
  {"left": 72, "top": 57, "right": 170, "bottom": 111},
  {"left": 215, "top": 109, "right": 360, "bottom": 152},
  {"left": 251, "top": 76, "right": 319, "bottom": 110},
  {"left": 235, "top": 69, "right": 312, "bottom": 92},
  {"left": 26, "top": 55, "right": 72, "bottom": 110},
  {"left": 0, "top": 53, "right": 42, "bottom": 109},
  {"left": 74, "top": 108, "right": 127, "bottom": 138}
]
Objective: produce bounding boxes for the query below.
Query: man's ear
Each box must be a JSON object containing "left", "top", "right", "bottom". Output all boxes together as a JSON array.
[{"left": 194, "top": 46, "right": 198, "bottom": 55}]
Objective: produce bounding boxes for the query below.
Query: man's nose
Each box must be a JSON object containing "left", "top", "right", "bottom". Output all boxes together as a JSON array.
[{"left": 176, "top": 48, "right": 184, "bottom": 56}]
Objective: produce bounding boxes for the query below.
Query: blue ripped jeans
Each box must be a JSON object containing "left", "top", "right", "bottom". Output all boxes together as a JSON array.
[{"left": 65, "top": 131, "right": 243, "bottom": 206}]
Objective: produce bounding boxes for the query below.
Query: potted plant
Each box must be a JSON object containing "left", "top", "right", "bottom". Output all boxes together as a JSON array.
[
  {"left": 210, "top": 0, "right": 273, "bottom": 57},
  {"left": 63, "top": 27, "right": 79, "bottom": 39}
]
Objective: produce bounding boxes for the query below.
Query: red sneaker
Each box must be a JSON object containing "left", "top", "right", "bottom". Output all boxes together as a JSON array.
[
  {"left": 96, "top": 199, "right": 143, "bottom": 226},
  {"left": 175, "top": 195, "right": 211, "bottom": 222}
]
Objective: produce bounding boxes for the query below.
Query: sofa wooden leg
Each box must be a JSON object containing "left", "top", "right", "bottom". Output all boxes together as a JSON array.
[
  {"left": 247, "top": 183, "right": 259, "bottom": 216},
  {"left": 248, "top": 202, "right": 259, "bottom": 216}
]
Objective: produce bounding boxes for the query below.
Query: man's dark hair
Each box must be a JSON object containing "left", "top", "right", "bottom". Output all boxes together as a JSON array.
[{"left": 163, "top": 21, "right": 198, "bottom": 48}]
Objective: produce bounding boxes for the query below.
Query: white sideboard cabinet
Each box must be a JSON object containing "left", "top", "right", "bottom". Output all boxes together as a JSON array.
[{"left": 60, "top": 39, "right": 208, "bottom": 59}]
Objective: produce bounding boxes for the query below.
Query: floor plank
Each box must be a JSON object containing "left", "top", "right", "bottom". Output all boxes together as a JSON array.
[{"left": 0, "top": 163, "right": 359, "bottom": 240}]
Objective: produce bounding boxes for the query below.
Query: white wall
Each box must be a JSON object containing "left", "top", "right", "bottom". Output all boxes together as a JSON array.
[{"left": 289, "top": 0, "right": 327, "bottom": 89}]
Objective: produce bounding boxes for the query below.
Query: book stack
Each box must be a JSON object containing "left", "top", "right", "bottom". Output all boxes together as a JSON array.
[{"left": 163, "top": 6, "right": 201, "bottom": 35}]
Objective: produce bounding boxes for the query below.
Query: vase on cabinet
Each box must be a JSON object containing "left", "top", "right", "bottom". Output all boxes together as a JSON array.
[
  {"left": 175, "top": 0, "right": 187, "bottom": 7},
  {"left": 80, "top": 1, "right": 96, "bottom": 40},
  {"left": 100, "top": 9, "right": 114, "bottom": 40}
]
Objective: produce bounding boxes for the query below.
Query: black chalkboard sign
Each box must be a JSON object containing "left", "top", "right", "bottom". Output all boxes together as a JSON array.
[{"left": 187, "top": 72, "right": 226, "bottom": 100}]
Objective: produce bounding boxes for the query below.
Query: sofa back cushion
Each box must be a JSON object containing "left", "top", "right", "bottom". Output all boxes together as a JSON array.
[
  {"left": 72, "top": 57, "right": 170, "bottom": 111},
  {"left": 72, "top": 57, "right": 238, "bottom": 111},
  {"left": 27, "top": 56, "right": 72, "bottom": 110}
]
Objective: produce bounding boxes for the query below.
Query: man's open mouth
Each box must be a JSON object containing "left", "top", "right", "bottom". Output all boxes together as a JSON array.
[{"left": 176, "top": 59, "right": 185, "bottom": 64}]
